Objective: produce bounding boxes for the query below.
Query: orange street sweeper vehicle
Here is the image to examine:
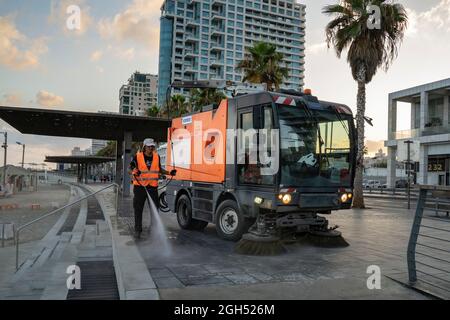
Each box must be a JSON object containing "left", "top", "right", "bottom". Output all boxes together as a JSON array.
[{"left": 165, "top": 85, "right": 356, "bottom": 242}]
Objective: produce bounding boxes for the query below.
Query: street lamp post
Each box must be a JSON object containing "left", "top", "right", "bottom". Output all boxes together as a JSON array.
[
  {"left": 404, "top": 140, "right": 414, "bottom": 210},
  {"left": 16, "top": 142, "right": 25, "bottom": 168},
  {"left": 0, "top": 132, "right": 7, "bottom": 186}
]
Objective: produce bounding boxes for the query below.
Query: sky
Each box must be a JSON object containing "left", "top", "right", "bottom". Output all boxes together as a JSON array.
[{"left": 0, "top": 0, "right": 449, "bottom": 167}]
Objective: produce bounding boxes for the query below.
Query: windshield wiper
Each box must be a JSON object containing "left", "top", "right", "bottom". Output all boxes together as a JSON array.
[{"left": 330, "top": 105, "right": 350, "bottom": 137}]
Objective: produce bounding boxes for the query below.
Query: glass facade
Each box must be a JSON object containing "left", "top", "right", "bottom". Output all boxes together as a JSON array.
[
  {"left": 158, "top": 0, "right": 306, "bottom": 106},
  {"left": 158, "top": 16, "right": 174, "bottom": 107}
]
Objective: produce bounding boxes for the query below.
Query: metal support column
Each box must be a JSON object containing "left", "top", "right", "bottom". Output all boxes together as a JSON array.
[
  {"left": 122, "top": 132, "right": 132, "bottom": 197},
  {"left": 115, "top": 139, "right": 123, "bottom": 187}
]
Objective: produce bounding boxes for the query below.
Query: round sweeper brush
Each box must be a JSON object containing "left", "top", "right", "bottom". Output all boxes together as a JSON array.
[
  {"left": 235, "top": 233, "right": 286, "bottom": 256},
  {"left": 306, "top": 229, "right": 349, "bottom": 248}
]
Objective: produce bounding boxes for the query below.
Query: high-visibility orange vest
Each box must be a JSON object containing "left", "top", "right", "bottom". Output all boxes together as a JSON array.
[{"left": 132, "top": 152, "right": 160, "bottom": 187}]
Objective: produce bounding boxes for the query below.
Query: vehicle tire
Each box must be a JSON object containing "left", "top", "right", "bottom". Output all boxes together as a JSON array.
[
  {"left": 215, "top": 199, "right": 249, "bottom": 241},
  {"left": 176, "top": 194, "right": 208, "bottom": 230}
]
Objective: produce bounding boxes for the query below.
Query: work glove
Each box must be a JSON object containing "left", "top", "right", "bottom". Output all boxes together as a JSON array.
[{"left": 170, "top": 169, "right": 177, "bottom": 176}]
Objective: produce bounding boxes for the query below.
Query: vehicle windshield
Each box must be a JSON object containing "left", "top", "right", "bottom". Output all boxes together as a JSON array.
[{"left": 277, "top": 104, "right": 353, "bottom": 187}]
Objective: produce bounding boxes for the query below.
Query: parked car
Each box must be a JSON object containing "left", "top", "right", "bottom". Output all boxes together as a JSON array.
[
  {"left": 363, "top": 180, "right": 381, "bottom": 189},
  {"left": 395, "top": 179, "right": 409, "bottom": 188}
]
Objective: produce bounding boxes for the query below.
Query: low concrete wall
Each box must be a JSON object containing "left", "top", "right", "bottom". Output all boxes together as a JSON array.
[{"left": 86, "top": 185, "right": 159, "bottom": 300}]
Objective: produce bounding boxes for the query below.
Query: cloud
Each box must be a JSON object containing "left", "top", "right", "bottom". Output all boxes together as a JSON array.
[
  {"left": 117, "top": 47, "right": 135, "bottom": 61},
  {"left": 48, "top": 0, "right": 93, "bottom": 36},
  {"left": 1, "top": 92, "right": 23, "bottom": 106},
  {"left": 0, "top": 16, "right": 48, "bottom": 70},
  {"left": 36, "top": 91, "right": 64, "bottom": 107},
  {"left": 97, "top": 0, "right": 162, "bottom": 49},
  {"left": 406, "top": 0, "right": 450, "bottom": 37},
  {"left": 90, "top": 50, "right": 103, "bottom": 62},
  {"left": 306, "top": 42, "right": 327, "bottom": 55}
]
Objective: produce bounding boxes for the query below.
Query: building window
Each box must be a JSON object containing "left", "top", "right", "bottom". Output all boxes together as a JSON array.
[{"left": 428, "top": 98, "right": 444, "bottom": 127}]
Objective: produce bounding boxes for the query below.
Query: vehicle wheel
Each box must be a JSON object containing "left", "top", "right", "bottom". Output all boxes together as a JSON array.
[
  {"left": 215, "top": 200, "right": 249, "bottom": 241},
  {"left": 176, "top": 194, "right": 208, "bottom": 230}
]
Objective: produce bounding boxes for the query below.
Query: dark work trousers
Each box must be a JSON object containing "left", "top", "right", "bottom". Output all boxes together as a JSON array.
[{"left": 133, "top": 185, "right": 159, "bottom": 233}]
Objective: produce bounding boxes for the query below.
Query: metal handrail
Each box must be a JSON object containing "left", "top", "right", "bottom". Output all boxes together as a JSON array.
[
  {"left": 407, "top": 185, "right": 450, "bottom": 292},
  {"left": 15, "top": 183, "right": 119, "bottom": 271}
]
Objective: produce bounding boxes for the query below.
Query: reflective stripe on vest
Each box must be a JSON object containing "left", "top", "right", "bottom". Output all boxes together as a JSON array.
[{"left": 132, "top": 152, "right": 160, "bottom": 187}]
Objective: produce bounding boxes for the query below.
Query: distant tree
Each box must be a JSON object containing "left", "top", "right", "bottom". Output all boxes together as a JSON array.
[
  {"left": 161, "top": 94, "right": 190, "bottom": 118},
  {"left": 237, "top": 41, "right": 288, "bottom": 91},
  {"left": 96, "top": 141, "right": 116, "bottom": 157},
  {"left": 147, "top": 105, "right": 160, "bottom": 117},
  {"left": 190, "top": 88, "right": 226, "bottom": 112}
]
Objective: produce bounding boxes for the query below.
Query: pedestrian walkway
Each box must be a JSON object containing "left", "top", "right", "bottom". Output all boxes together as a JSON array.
[{"left": 0, "top": 184, "right": 118, "bottom": 300}]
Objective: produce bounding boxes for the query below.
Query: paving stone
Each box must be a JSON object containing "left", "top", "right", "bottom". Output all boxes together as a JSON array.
[
  {"left": 180, "top": 275, "right": 231, "bottom": 286},
  {"left": 224, "top": 274, "right": 259, "bottom": 285},
  {"left": 149, "top": 267, "right": 175, "bottom": 279},
  {"left": 154, "top": 277, "right": 185, "bottom": 289}
]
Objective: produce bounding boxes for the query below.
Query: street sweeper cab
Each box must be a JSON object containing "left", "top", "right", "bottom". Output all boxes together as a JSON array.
[{"left": 165, "top": 83, "right": 357, "bottom": 242}]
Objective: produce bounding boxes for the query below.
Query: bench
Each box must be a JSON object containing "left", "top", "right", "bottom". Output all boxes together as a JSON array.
[
  {"left": 31, "top": 204, "right": 41, "bottom": 210},
  {"left": 0, "top": 204, "right": 19, "bottom": 210}
]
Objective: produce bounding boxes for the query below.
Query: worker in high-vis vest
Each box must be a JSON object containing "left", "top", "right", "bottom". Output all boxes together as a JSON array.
[{"left": 129, "top": 138, "right": 176, "bottom": 239}]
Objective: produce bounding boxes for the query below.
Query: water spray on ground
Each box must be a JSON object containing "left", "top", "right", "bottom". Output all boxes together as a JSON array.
[{"left": 146, "top": 193, "right": 173, "bottom": 257}]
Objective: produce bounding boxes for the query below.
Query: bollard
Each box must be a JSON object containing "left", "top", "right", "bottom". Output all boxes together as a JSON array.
[{"left": 1, "top": 224, "right": 4, "bottom": 248}]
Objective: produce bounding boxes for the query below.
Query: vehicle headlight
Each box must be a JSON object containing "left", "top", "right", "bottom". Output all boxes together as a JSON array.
[
  {"left": 281, "top": 194, "right": 292, "bottom": 205},
  {"left": 254, "top": 196, "right": 264, "bottom": 205},
  {"left": 341, "top": 193, "right": 348, "bottom": 203}
]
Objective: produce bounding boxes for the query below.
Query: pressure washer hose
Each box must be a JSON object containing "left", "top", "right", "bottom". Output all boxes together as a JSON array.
[{"left": 133, "top": 173, "right": 173, "bottom": 213}]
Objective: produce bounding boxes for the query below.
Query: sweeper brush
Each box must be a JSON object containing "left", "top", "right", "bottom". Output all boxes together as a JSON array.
[
  {"left": 305, "top": 229, "right": 349, "bottom": 248},
  {"left": 235, "top": 233, "right": 286, "bottom": 256}
]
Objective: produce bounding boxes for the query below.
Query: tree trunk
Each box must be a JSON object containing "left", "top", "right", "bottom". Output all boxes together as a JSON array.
[{"left": 352, "top": 66, "right": 367, "bottom": 209}]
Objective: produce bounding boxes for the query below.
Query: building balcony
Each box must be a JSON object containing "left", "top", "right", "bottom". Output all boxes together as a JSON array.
[
  {"left": 211, "top": 28, "right": 225, "bottom": 37},
  {"left": 184, "top": 67, "right": 197, "bottom": 74},
  {"left": 209, "top": 73, "right": 223, "bottom": 80},
  {"left": 211, "top": 12, "right": 226, "bottom": 20},
  {"left": 185, "top": 19, "right": 200, "bottom": 27},
  {"left": 210, "top": 43, "right": 224, "bottom": 52},
  {"left": 185, "top": 49, "right": 199, "bottom": 57},
  {"left": 389, "top": 125, "right": 450, "bottom": 141},
  {"left": 183, "top": 75, "right": 196, "bottom": 81},
  {"left": 390, "top": 129, "right": 421, "bottom": 141},
  {"left": 212, "top": 0, "right": 226, "bottom": 6},
  {"left": 210, "top": 59, "right": 224, "bottom": 68},
  {"left": 185, "top": 33, "right": 199, "bottom": 42},
  {"left": 422, "top": 125, "right": 450, "bottom": 137}
]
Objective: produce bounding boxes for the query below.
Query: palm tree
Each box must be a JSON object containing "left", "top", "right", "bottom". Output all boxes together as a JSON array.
[
  {"left": 323, "top": 0, "right": 407, "bottom": 208},
  {"left": 237, "top": 41, "right": 288, "bottom": 91},
  {"left": 165, "top": 94, "right": 189, "bottom": 118},
  {"left": 190, "top": 88, "right": 226, "bottom": 112},
  {"left": 146, "top": 105, "right": 160, "bottom": 117}
]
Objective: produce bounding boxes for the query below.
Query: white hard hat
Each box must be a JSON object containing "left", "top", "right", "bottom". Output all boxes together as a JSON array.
[{"left": 143, "top": 138, "right": 156, "bottom": 147}]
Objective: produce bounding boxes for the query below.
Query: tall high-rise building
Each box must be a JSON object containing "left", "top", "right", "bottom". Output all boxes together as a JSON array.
[
  {"left": 119, "top": 72, "right": 158, "bottom": 116},
  {"left": 158, "top": 0, "right": 306, "bottom": 106}
]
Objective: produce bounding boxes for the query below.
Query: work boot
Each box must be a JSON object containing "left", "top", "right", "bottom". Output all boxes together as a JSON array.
[{"left": 134, "top": 231, "right": 142, "bottom": 240}]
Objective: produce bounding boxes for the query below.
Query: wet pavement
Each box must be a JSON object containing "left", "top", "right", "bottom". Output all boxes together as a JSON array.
[{"left": 123, "top": 197, "right": 435, "bottom": 299}]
